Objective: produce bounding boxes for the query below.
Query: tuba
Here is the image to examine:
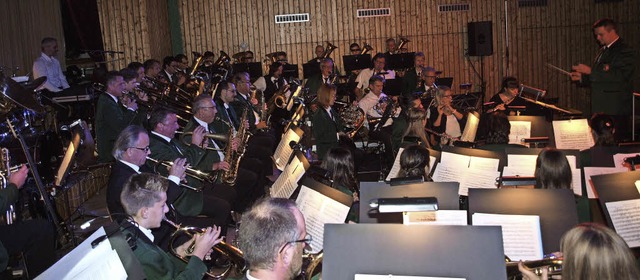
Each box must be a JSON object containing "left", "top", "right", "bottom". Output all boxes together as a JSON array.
[
  {"left": 163, "top": 217, "right": 246, "bottom": 279},
  {"left": 360, "top": 43, "right": 373, "bottom": 55},
  {"left": 395, "top": 37, "right": 410, "bottom": 54},
  {"left": 322, "top": 42, "right": 337, "bottom": 58},
  {"left": 214, "top": 51, "right": 232, "bottom": 68}
]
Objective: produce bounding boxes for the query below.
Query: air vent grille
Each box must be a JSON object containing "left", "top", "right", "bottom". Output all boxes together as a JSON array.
[
  {"left": 275, "top": 13, "right": 309, "bottom": 24},
  {"left": 357, "top": 8, "right": 391, "bottom": 18},
  {"left": 438, "top": 3, "right": 471, "bottom": 13},
  {"left": 518, "top": 0, "right": 548, "bottom": 7}
]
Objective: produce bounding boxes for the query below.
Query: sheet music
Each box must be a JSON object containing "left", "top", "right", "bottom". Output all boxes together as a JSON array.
[
  {"left": 636, "top": 181, "right": 640, "bottom": 195},
  {"left": 583, "top": 167, "right": 628, "bottom": 199},
  {"left": 613, "top": 153, "right": 639, "bottom": 169},
  {"left": 508, "top": 121, "right": 531, "bottom": 144},
  {"left": 386, "top": 148, "right": 404, "bottom": 181},
  {"left": 501, "top": 166, "right": 535, "bottom": 177},
  {"left": 270, "top": 156, "right": 306, "bottom": 198},
  {"left": 605, "top": 199, "right": 640, "bottom": 248},
  {"left": 433, "top": 163, "right": 499, "bottom": 196},
  {"left": 273, "top": 128, "right": 302, "bottom": 171},
  {"left": 571, "top": 169, "right": 583, "bottom": 196},
  {"left": 552, "top": 119, "right": 595, "bottom": 151},
  {"left": 507, "top": 154, "right": 537, "bottom": 167},
  {"left": 460, "top": 112, "right": 479, "bottom": 142},
  {"left": 295, "top": 185, "right": 350, "bottom": 254},
  {"left": 440, "top": 152, "right": 471, "bottom": 168},
  {"left": 472, "top": 213, "right": 543, "bottom": 261},
  {"left": 355, "top": 275, "right": 465, "bottom": 280},
  {"left": 403, "top": 210, "right": 468, "bottom": 225},
  {"left": 36, "top": 227, "right": 128, "bottom": 280},
  {"left": 440, "top": 151, "right": 499, "bottom": 171},
  {"left": 429, "top": 156, "right": 436, "bottom": 173},
  {"left": 469, "top": 156, "right": 500, "bottom": 171}
]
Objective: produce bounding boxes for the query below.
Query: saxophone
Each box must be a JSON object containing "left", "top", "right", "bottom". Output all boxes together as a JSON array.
[
  {"left": 0, "top": 148, "right": 15, "bottom": 224},
  {"left": 221, "top": 109, "right": 250, "bottom": 185}
]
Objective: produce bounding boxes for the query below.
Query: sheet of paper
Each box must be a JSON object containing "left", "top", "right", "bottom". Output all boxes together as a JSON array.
[
  {"left": 613, "top": 153, "right": 639, "bottom": 169},
  {"left": 440, "top": 151, "right": 499, "bottom": 171},
  {"left": 355, "top": 275, "right": 465, "bottom": 280},
  {"left": 433, "top": 163, "right": 499, "bottom": 196},
  {"left": 440, "top": 152, "right": 471, "bottom": 168},
  {"left": 501, "top": 166, "right": 535, "bottom": 177},
  {"left": 67, "top": 249, "right": 127, "bottom": 280},
  {"left": 472, "top": 213, "right": 543, "bottom": 261},
  {"left": 570, "top": 169, "right": 583, "bottom": 196},
  {"left": 552, "top": 119, "right": 594, "bottom": 151},
  {"left": 469, "top": 156, "right": 500, "bottom": 171},
  {"left": 636, "top": 181, "right": 640, "bottom": 195},
  {"left": 36, "top": 227, "right": 127, "bottom": 280},
  {"left": 403, "top": 210, "right": 468, "bottom": 225},
  {"left": 295, "top": 185, "right": 350, "bottom": 254},
  {"left": 583, "top": 167, "right": 628, "bottom": 199},
  {"left": 273, "top": 129, "right": 302, "bottom": 170},
  {"left": 429, "top": 156, "right": 436, "bottom": 173},
  {"left": 386, "top": 148, "right": 404, "bottom": 181},
  {"left": 270, "top": 156, "right": 305, "bottom": 198},
  {"left": 508, "top": 121, "right": 531, "bottom": 144},
  {"left": 507, "top": 154, "right": 537, "bottom": 167},
  {"left": 605, "top": 199, "right": 640, "bottom": 248},
  {"left": 460, "top": 112, "right": 479, "bottom": 142}
]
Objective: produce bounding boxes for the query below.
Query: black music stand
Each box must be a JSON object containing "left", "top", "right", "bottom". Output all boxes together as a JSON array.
[
  {"left": 468, "top": 188, "right": 579, "bottom": 253},
  {"left": 302, "top": 62, "right": 320, "bottom": 79},
  {"left": 591, "top": 171, "right": 640, "bottom": 227},
  {"left": 323, "top": 224, "right": 507, "bottom": 280},
  {"left": 231, "top": 62, "right": 263, "bottom": 81},
  {"left": 385, "top": 52, "right": 414, "bottom": 70},
  {"left": 342, "top": 54, "right": 372, "bottom": 72},
  {"left": 435, "top": 77, "right": 454, "bottom": 88},
  {"left": 282, "top": 64, "right": 299, "bottom": 80},
  {"left": 382, "top": 78, "right": 402, "bottom": 96},
  {"left": 359, "top": 181, "right": 460, "bottom": 223},
  {"left": 507, "top": 115, "right": 553, "bottom": 147}
]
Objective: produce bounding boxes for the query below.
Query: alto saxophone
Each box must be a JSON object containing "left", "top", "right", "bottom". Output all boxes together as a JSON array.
[
  {"left": 0, "top": 148, "right": 16, "bottom": 224},
  {"left": 220, "top": 109, "right": 250, "bottom": 185}
]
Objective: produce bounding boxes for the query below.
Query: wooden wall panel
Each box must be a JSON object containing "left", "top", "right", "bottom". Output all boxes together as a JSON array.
[{"left": 0, "top": 0, "right": 64, "bottom": 77}]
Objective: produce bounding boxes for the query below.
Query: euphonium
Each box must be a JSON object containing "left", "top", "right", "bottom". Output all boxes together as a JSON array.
[
  {"left": 163, "top": 217, "right": 246, "bottom": 279},
  {"left": 0, "top": 148, "right": 15, "bottom": 224},
  {"left": 395, "top": 37, "right": 410, "bottom": 54},
  {"left": 360, "top": 43, "right": 373, "bottom": 55},
  {"left": 214, "top": 51, "right": 232, "bottom": 68},
  {"left": 146, "top": 157, "right": 218, "bottom": 185},
  {"left": 267, "top": 84, "right": 289, "bottom": 113},
  {"left": 505, "top": 256, "right": 563, "bottom": 279}
]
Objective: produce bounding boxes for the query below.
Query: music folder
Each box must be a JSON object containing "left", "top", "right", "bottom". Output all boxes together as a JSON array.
[
  {"left": 342, "top": 54, "right": 373, "bottom": 72},
  {"left": 272, "top": 124, "right": 304, "bottom": 171},
  {"left": 468, "top": 188, "right": 579, "bottom": 253},
  {"left": 282, "top": 63, "right": 299, "bottom": 80},
  {"left": 231, "top": 62, "right": 263, "bottom": 80},
  {"left": 323, "top": 224, "right": 507, "bottom": 280},
  {"left": 359, "top": 181, "right": 460, "bottom": 224},
  {"left": 385, "top": 52, "right": 415, "bottom": 70},
  {"left": 591, "top": 171, "right": 640, "bottom": 227}
]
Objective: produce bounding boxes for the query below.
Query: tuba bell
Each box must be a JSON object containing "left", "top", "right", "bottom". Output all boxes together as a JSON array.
[
  {"left": 395, "top": 37, "right": 410, "bottom": 54},
  {"left": 360, "top": 43, "right": 373, "bottom": 55},
  {"left": 214, "top": 51, "right": 232, "bottom": 68},
  {"left": 322, "top": 42, "right": 337, "bottom": 58},
  {"left": 163, "top": 218, "right": 246, "bottom": 279}
]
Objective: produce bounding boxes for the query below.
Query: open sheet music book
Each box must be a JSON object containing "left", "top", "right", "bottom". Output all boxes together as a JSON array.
[
  {"left": 270, "top": 154, "right": 307, "bottom": 198},
  {"left": 273, "top": 126, "right": 303, "bottom": 171},
  {"left": 503, "top": 154, "right": 582, "bottom": 195},
  {"left": 605, "top": 198, "right": 640, "bottom": 248},
  {"left": 460, "top": 112, "right": 480, "bottom": 142},
  {"left": 36, "top": 227, "right": 128, "bottom": 280},
  {"left": 472, "top": 213, "right": 543, "bottom": 261},
  {"left": 583, "top": 167, "right": 629, "bottom": 198},
  {"left": 433, "top": 151, "right": 500, "bottom": 196},
  {"left": 508, "top": 121, "right": 532, "bottom": 145},
  {"left": 295, "top": 185, "right": 351, "bottom": 254},
  {"left": 403, "top": 210, "right": 468, "bottom": 225},
  {"left": 386, "top": 147, "right": 436, "bottom": 181},
  {"left": 552, "top": 119, "right": 594, "bottom": 151}
]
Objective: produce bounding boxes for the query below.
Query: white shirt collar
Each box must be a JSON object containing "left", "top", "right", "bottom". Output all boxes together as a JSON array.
[
  {"left": 324, "top": 106, "right": 332, "bottom": 117},
  {"left": 606, "top": 37, "right": 620, "bottom": 49},
  {"left": 151, "top": 131, "right": 172, "bottom": 143},
  {"left": 137, "top": 224, "right": 154, "bottom": 242},
  {"left": 194, "top": 116, "right": 209, "bottom": 130},
  {"left": 107, "top": 92, "right": 119, "bottom": 103},
  {"left": 223, "top": 103, "right": 230, "bottom": 109},
  {"left": 119, "top": 160, "right": 140, "bottom": 173},
  {"left": 246, "top": 271, "right": 261, "bottom": 280},
  {"left": 40, "top": 52, "right": 53, "bottom": 62}
]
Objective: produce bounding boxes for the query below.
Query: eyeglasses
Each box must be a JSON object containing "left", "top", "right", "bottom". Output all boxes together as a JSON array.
[
  {"left": 129, "top": 146, "right": 150, "bottom": 152},
  {"left": 279, "top": 234, "right": 313, "bottom": 254}
]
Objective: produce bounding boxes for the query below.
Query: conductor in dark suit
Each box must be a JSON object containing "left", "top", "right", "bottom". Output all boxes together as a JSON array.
[
  {"left": 312, "top": 84, "right": 345, "bottom": 160},
  {"left": 95, "top": 71, "right": 145, "bottom": 163},
  {"left": 571, "top": 18, "right": 637, "bottom": 141}
]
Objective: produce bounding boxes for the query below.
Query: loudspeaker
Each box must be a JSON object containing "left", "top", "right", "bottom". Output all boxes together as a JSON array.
[{"left": 467, "top": 21, "right": 493, "bottom": 56}]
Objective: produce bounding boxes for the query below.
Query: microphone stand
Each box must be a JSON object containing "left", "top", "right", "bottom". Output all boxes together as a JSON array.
[{"left": 465, "top": 52, "right": 486, "bottom": 113}]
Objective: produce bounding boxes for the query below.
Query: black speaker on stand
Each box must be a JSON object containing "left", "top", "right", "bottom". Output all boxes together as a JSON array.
[{"left": 466, "top": 21, "right": 493, "bottom": 113}]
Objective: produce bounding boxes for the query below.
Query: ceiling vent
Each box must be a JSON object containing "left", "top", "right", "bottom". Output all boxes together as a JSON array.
[
  {"left": 275, "top": 13, "right": 309, "bottom": 24},
  {"left": 357, "top": 8, "right": 391, "bottom": 18},
  {"left": 438, "top": 3, "right": 471, "bottom": 13}
]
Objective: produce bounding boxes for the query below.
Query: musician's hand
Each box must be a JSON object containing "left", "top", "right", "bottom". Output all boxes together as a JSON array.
[
  {"left": 169, "top": 158, "right": 187, "bottom": 180},
  {"left": 191, "top": 126, "right": 206, "bottom": 146},
  {"left": 128, "top": 99, "right": 139, "bottom": 111},
  {"left": 9, "top": 165, "right": 28, "bottom": 189},
  {"left": 136, "top": 91, "right": 149, "bottom": 102},
  {"left": 437, "top": 105, "right": 445, "bottom": 115},
  {"left": 572, "top": 64, "right": 591, "bottom": 75},
  {"left": 213, "top": 161, "right": 230, "bottom": 171},
  {"left": 231, "top": 137, "right": 240, "bottom": 151},
  {"left": 495, "top": 104, "right": 506, "bottom": 111},
  {"left": 192, "top": 226, "right": 224, "bottom": 261},
  {"left": 174, "top": 236, "right": 195, "bottom": 258},
  {"left": 570, "top": 72, "right": 582, "bottom": 82},
  {"left": 256, "top": 121, "right": 268, "bottom": 129},
  {"left": 244, "top": 119, "right": 250, "bottom": 129},
  {"left": 517, "top": 261, "right": 546, "bottom": 280},
  {"left": 250, "top": 98, "right": 259, "bottom": 106}
]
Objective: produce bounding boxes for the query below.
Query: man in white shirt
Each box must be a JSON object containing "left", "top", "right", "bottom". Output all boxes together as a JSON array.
[
  {"left": 354, "top": 53, "right": 395, "bottom": 100},
  {"left": 358, "top": 75, "right": 398, "bottom": 166},
  {"left": 32, "top": 37, "right": 70, "bottom": 93},
  {"left": 239, "top": 198, "right": 308, "bottom": 280}
]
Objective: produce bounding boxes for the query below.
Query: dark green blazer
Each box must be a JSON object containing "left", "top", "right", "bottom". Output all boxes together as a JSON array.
[
  {"left": 148, "top": 132, "right": 206, "bottom": 216},
  {"left": 579, "top": 38, "right": 637, "bottom": 115},
  {"left": 182, "top": 118, "right": 226, "bottom": 173},
  {"left": 305, "top": 74, "right": 327, "bottom": 98},
  {"left": 0, "top": 183, "right": 18, "bottom": 271},
  {"left": 402, "top": 67, "right": 420, "bottom": 97},
  {"left": 122, "top": 222, "right": 207, "bottom": 280},
  {"left": 231, "top": 94, "right": 258, "bottom": 132},
  {"left": 311, "top": 107, "right": 344, "bottom": 160},
  {"left": 95, "top": 93, "right": 142, "bottom": 163}
]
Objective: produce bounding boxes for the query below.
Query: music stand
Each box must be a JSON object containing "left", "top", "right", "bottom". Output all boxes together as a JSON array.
[
  {"left": 435, "top": 77, "right": 454, "bottom": 88},
  {"left": 323, "top": 224, "right": 506, "bottom": 280},
  {"left": 591, "top": 171, "right": 640, "bottom": 227},
  {"left": 342, "top": 54, "right": 372, "bottom": 72},
  {"left": 442, "top": 146, "right": 506, "bottom": 171},
  {"left": 231, "top": 62, "right": 263, "bottom": 80},
  {"left": 385, "top": 52, "right": 415, "bottom": 70},
  {"left": 468, "top": 188, "right": 579, "bottom": 253},
  {"left": 282, "top": 64, "right": 299, "bottom": 80},
  {"left": 507, "top": 115, "right": 553, "bottom": 147},
  {"left": 382, "top": 78, "right": 402, "bottom": 96},
  {"left": 302, "top": 62, "right": 320, "bottom": 79},
  {"left": 504, "top": 147, "right": 581, "bottom": 168},
  {"left": 359, "top": 181, "right": 460, "bottom": 223}
]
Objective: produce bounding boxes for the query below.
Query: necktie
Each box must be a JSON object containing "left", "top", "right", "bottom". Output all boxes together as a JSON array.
[
  {"left": 595, "top": 46, "right": 607, "bottom": 64},
  {"left": 226, "top": 107, "right": 236, "bottom": 130},
  {"left": 170, "top": 139, "right": 184, "bottom": 155}
]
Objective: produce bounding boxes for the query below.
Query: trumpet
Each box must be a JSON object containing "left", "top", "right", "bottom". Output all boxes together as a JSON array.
[
  {"left": 146, "top": 157, "right": 218, "bottom": 185},
  {"left": 163, "top": 217, "right": 246, "bottom": 279},
  {"left": 506, "top": 257, "right": 563, "bottom": 279}
]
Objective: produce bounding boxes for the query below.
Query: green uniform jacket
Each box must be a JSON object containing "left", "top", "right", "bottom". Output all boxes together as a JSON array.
[
  {"left": 579, "top": 38, "right": 637, "bottom": 115},
  {"left": 311, "top": 107, "right": 344, "bottom": 160},
  {"left": 0, "top": 184, "right": 18, "bottom": 271},
  {"left": 401, "top": 67, "right": 420, "bottom": 97},
  {"left": 231, "top": 95, "right": 258, "bottom": 132},
  {"left": 148, "top": 133, "right": 206, "bottom": 216},
  {"left": 122, "top": 222, "right": 207, "bottom": 280},
  {"left": 95, "top": 93, "right": 145, "bottom": 163},
  {"left": 182, "top": 118, "right": 227, "bottom": 173}
]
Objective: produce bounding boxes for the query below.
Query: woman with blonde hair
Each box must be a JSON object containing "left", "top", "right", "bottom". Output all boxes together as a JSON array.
[
  {"left": 519, "top": 223, "right": 640, "bottom": 280},
  {"left": 312, "top": 84, "right": 344, "bottom": 159},
  {"left": 401, "top": 107, "right": 430, "bottom": 148},
  {"left": 426, "top": 86, "right": 465, "bottom": 147}
]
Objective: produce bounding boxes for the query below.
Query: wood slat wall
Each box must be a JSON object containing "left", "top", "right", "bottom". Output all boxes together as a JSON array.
[
  {"left": 96, "top": 0, "right": 171, "bottom": 70},
  {"left": 0, "top": 0, "right": 64, "bottom": 77}
]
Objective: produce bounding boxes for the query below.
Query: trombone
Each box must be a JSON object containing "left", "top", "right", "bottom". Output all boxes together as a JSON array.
[{"left": 146, "top": 157, "right": 218, "bottom": 185}]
